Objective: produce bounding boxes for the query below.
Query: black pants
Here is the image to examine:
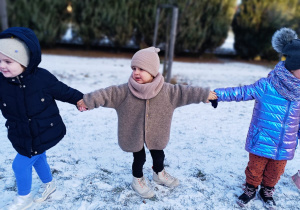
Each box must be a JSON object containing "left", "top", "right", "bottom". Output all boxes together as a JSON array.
[{"left": 132, "top": 147, "right": 165, "bottom": 178}]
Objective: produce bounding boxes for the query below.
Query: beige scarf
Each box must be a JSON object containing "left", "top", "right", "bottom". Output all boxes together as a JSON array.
[{"left": 128, "top": 73, "right": 164, "bottom": 99}]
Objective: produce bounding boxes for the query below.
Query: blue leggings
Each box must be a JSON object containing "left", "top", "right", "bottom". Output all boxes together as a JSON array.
[{"left": 12, "top": 152, "right": 52, "bottom": 195}]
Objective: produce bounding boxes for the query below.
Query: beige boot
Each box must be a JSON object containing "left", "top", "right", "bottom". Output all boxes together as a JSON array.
[
  {"left": 131, "top": 176, "right": 155, "bottom": 198},
  {"left": 153, "top": 168, "right": 180, "bottom": 188}
]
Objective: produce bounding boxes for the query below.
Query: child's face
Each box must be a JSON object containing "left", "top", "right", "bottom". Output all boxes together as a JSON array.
[
  {"left": 0, "top": 52, "right": 25, "bottom": 78},
  {"left": 291, "top": 69, "right": 300, "bottom": 79},
  {"left": 131, "top": 66, "right": 154, "bottom": 84}
]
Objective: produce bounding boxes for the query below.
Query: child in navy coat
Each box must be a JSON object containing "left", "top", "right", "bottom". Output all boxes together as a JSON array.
[{"left": 0, "top": 27, "right": 83, "bottom": 209}]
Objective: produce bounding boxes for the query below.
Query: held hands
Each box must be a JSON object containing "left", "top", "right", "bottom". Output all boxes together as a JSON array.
[
  {"left": 207, "top": 91, "right": 218, "bottom": 108},
  {"left": 77, "top": 99, "right": 88, "bottom": 112},
  {"left": 207, "top": 91, "right": 217, "bottom": 102}
]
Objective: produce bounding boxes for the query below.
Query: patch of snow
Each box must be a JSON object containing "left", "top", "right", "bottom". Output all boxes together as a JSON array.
[{"left": 0, "top": 55, "right": 299, "bottom": 209}]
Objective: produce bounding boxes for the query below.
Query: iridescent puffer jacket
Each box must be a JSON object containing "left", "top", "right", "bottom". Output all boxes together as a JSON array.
[{"left": 215, "top": 77, "right": 300, "bottom": 160}]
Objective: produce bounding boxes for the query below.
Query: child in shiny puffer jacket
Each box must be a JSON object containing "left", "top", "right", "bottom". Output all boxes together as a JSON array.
[{"left": 213, "top": 28, "right": 300, "bottom": 209}]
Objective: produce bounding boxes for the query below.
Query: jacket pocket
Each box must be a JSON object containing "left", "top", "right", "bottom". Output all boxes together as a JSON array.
[
  {"left": 26, "top": 90, "right": 54, "bottom": 116},
  {"left": 1, "top": 95, "right": 17, "bottom": 115},
  {"left": 5, "top": 120, "right": 21, "bottom": 146},
  {"left": 36, "top": 115, "right": 66, "bottom": 144},
  {"left": 250, "top": 126, "right": 261, "bottom": 147}
]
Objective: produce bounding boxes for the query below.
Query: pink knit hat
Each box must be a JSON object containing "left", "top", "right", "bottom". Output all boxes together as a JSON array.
[{"left": 131, "top": 47, "right": 160, "bottom": 77}]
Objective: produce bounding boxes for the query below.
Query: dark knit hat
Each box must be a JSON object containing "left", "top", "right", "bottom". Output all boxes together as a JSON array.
[
  {"left": 131, "top": 47, "right": 160, "bottom": 77},
  {"left": 272, "top": 28, "right": 300, "bottom": 71},
  {"left": 0, "top": 37, "right": 30, "bottom": 67}
]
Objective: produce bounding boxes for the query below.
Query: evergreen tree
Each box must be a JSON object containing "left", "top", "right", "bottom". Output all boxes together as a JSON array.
[
  {"left": 71, "top": 0, "right": 137, "bottom": 48},
  {"left": 134, "top": 0, "right": 236, "bottom": 54},
  {"left": 293, "top": 0, "right": 300, "bottom": 35},
  {"left": 232, "top": 0, "right": 298, "bottom": 60},
  {"left": 71, "top": 0, "right": 103, "bottom": 47},
  {"left": 7, "top": 0, "right": 69, "bottom": 47}
]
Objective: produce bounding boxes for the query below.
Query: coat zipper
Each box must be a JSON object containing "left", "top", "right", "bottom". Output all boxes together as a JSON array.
[
  {"left": 17, "top": 75, "right": 33, "bottom": 156},
  {"left": 276, "top": 101, "right": 291, "bottom": 159},
  {"left": 16, "top": 75, "right": 21, "bottom": 84}
]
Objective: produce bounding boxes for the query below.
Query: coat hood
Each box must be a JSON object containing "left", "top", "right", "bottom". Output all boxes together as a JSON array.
[{"left": 0, "top": 27, "right": 41, "bottom": 75}]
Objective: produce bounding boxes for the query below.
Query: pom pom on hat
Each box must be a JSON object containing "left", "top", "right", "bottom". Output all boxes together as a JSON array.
[
  {"left": 272, "top": 28, "right": 300, "bottom": 71},
  {"left": 131, "top": 46, "right": 160, "bottom": 77},
  {"left": 272, "top": 28, "right": 298, "bottom": 53},
  {"left": 0, "top": 37, "right": 30, "bottom": 67}
]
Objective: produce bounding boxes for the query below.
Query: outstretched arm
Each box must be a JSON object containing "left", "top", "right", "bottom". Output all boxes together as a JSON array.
[
  {"left": 50, "top": 81, "right": 83, "bottom": 104},
  {"left": 83, "top": 84, "right": 128, "bottom": 110},
  {"left": 41, "top": 69, "right": 83, "bottom": 105},
  {"left": 167, "top": 83, "right": 210, "bottom": 108},
  {"left": 214, "top": 78, "right": 266, "bottom": 102}
]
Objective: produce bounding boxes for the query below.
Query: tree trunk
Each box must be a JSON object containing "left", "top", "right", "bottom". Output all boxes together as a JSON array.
[{"left": 0, "top": 0, "right": 8, "bottom": 31}]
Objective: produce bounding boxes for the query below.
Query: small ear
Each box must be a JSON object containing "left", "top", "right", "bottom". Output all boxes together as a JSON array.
[{"left": 272, "top": 28, "right": 298, "bottom": 53}]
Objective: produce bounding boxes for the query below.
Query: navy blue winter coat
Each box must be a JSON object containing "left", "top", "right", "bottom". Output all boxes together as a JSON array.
[{"left": 0, "top": 27, "right": 83, "bottom": 158}]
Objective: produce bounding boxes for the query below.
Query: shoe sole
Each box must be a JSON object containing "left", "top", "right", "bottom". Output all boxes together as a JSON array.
[
  {"left": 236, "top": 200, "right": 246, "bottom": 208},
  {"left": 9, "top": 201, "right": 33, "bottom": 210},
  {"left": 257, "top": 192, "right": 276, "bottom": 210},
  {"left": 236, "top": 194, "right": 257, "bottom": 208},
  {"left": 131, "top": 184, "right": 155, "bottom": 199},
  {"left": 153, "top": 179, "right": 180, "bottom": 188},
  {"left": 21, "top": 201, "right": 33, "bottom": 210},
  {"left": 34, "top": 187, "right": 56, "bottom": 203}
]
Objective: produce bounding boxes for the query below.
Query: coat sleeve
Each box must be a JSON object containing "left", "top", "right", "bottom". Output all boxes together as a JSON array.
[
  {"left": 214, "top": 78, "right": 268, "bottom": 102},
  {"left": 166, "top": 83, "right": 210, "bottom": 108},
  {"left": 42, "top": 70, "right": 83, "bottom": 105},
  {"left": 83, "top": 84, "right": 128, "bottom": 110}
]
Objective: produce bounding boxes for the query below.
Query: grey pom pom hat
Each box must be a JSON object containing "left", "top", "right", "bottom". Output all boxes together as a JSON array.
[
  {"left": 272, "top": 28, "right": 300, "bottom": 71},
  {"left": 0, "top": 37, "right": 30, "bottom": 67}
]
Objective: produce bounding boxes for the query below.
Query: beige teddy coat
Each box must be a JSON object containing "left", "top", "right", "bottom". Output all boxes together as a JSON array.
[{"left": 83, "top": 83, "right": 209, "bottom": 152}]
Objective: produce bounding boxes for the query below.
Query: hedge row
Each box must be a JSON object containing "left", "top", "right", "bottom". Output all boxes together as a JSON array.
[
  {"left": 7, "top": 0, "right": 236, "bottom": 54},
  {"left": 232, "top": 0, "right": 300, "bottom": 60},
  {"left": 7, "top": 0, "right": 299, "bottom": 59}
]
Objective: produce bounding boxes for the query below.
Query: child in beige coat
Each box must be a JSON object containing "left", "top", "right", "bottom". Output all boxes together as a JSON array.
[{"left": 78, "top": 47, "right": 217, "bottom": 198}]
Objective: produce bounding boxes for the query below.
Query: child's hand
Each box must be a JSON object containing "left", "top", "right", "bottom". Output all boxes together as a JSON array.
[
  {"left": 207, "top": 91, "right": 218, "bottom": 108},
  {"left": 207, "top": 91, "right": 217, "bottom": 102},
  {"left": 77, "top": 99, "right": 88, "bottom": 112}
]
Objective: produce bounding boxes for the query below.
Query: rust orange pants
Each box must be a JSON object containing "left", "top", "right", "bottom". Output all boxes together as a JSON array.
[{"left": 245, "top": 153, "right": 287, "bottom": 188}]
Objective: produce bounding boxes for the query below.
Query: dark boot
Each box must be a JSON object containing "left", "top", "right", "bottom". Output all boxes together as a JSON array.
[
  {"left": 258, "top": 185, "right": 276, "bottom": 210},
  {"left": 236, "top": 183, "right": 258, "bottom": 207}
]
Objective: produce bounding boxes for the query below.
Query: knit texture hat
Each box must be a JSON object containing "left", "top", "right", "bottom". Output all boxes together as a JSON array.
[
  {"left": 0, "top": 37, "right": 30, "bottom": 67},
  {"left": 131, "top": 47, "right": 160, "bottom": 77},
  {"left": 272, "top": 28, "right": 300, "bottom": 71}
]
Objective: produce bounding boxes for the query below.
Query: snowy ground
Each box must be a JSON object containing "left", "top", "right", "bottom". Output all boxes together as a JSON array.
[{"left": 1, "top": 54, "right": 299, "bottom": 210}]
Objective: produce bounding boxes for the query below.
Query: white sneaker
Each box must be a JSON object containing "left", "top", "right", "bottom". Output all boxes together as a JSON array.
[
  {"left": 153, "top": 168, "right": 180, "bottom": 188},
  {"left": 34, "top": 180, "right": 56, "bottom": 203},
  {"left": 131, "top": 176, "right": 155, "bottom": 198},
  {"left": 7, "top": 193, "right": 33, "bottom": 210}
]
